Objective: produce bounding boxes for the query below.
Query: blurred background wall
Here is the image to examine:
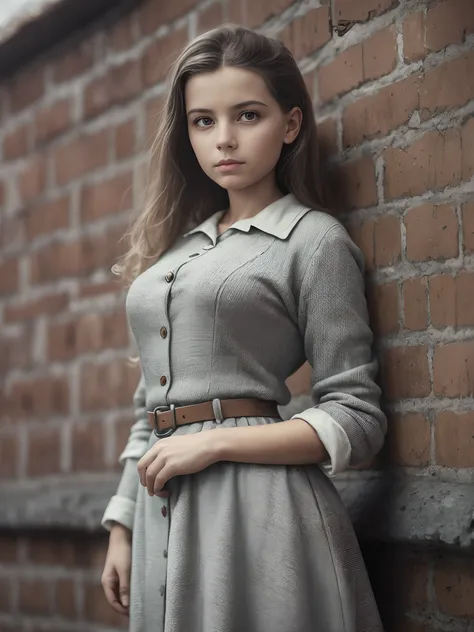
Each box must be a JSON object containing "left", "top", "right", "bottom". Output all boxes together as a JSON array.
[{"left": 0, "top": 0, "right": 473, "bottom": 631}]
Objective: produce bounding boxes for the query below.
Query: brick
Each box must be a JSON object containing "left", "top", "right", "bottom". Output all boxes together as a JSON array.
[
  {"left": 71, "top": 421, "right": 105, "bottom": 471},
  {"left": 403, "top": 11, "right": 426, "bottom": 62},
  {"left": 4, "top": 292, "right": 69, "bottom": 323},
  {"left": 280, "top": 7, "right": 331, "bottom": 60},
  {"left": 374, "top": 215, "right": 401, "bottom": 267},
  {"left": 80, "top": 360, "right": 139, "bottom": 412},
  {"left": 384, "top": 130, "right": 462, "bottom": 200},
  {"left": 246, "top": 0, "right": 296, "bottom": 27},
  {"left": 0, "top": 258, "right": 19, "bottom": 296},
  {"left": 403, "top": 277, "right": 428, "bottom": 331},
  {"left": 436, "top": 411, "right": 474, "bottom": 468},
  {"left": 343, "top": 74, "right": 420, "bottom": 147},
  {"left": 318, "top": 44, "right": 364, "bottom": 102},
  {"left": 405, "top": 203, "right": 458, "bottom": 262},
  {"left": 426, "top": 0, "right": 474, "bottom": 53},
  {"left": 84, "top": 60, "right": 143, "bottom": 120},
  {"left": 84, "top": 582, "right": 125, "bottom": 627},
  {"left": 19, "top": 156, "right": 47, "bottom": 204},
  {"left": 0, "top": 433, "right": 18, "bottom": 478},
  {"left": 347, "top": 220, "right": 375, "bottom": 271},
  {"left": 0, "top": 214, "right": 24, "bottom": 252},
  {"left": 334, "top": 0, "right": 397, "bottom": 22},
  {"left": 435, "top": 555, "right": 474, "bottom": 616},
  {"left": 35, "top": 98, "right": 71, "bottom": 145},
  {"left": 115, "top": 416, "right": 135, "bottom": 463},
  {"left": 30, "top": 241, "right": 82, "bottom": 284},
  {"left": 331, "top": 155, "right": 377, "bottom": 210},
  {"left": 318, "top": 117, "right": 338, "bottom": 162},
  {"left": 198, "top": 2, "right": 225, "bottom": 34},
  {"left": 0, "top": 535, "right": 19, "bottom": 563},
  {"left": 79, "top": 279, "right": 123, "bottom": 298},
  {"left": 48, "top": 310, "right": 128, "bottom": 360},
  {"left": 55, "top": 578, "right": 78, "bottom": 619},
  {"left": 139, "top": 0, "right": 196, "bottom": 34},
  {"left": 54, "top": 130, "right": 108, "bottom": 185},
  {"left": 363, "top": 26, "right": 397, "bottom": 82},
  {"left": 3, "top": 122, "right": 30, "bottom": 160},
  {"left": 367, "top": 281, "right": 399, "bottom": 335},
  {"left": 9, "top": 65, "right": 44, "bottom": 112},
  {"left": 382, "top": 346, "right": 431, "bottom": 400},
  {"left": 462, "top": 202, "right": 474, "bottom": 253},
  {"left": 388, "top": 413, "right": 430, "bottom": 466},
  {"left": 31, "top": 227, "right": 127, "bottom": 284},
  {"left": 142, "top": 29, "right": 188, "bottom": 88},
  {"left": 107, "top": 15, "right": 136, "bottom": 52},
  {"left": 26, "top": 537, "right": 78, "bottom": 567},
  {"left": 0, "top": 576, "right": 12, "bottom": 612},
  {"left": 19, "top": 578, "right": 52, "bottom": 615},
  {"left": 53, "top": 42, "right": 95, "bottom": 82},
  {"left": 420, "top": 52, "right": 474, "bottom": 119},
  {"left": 25, "top": 195, "right": 70, "bottom": 239},
  {"left": 8, "top": 375, "right": 69, "bottom": 420},
  {"left": 26, "top": 426, "right": 61, "bottom": 476},
  {"left": 0, "top": 333, "right": 31, "bottom": 375},
  {"left": 229, "top": 0, "right": 245, "bottom": 24},
  {"left": 81, "top": 172, "right": 133, "bottom": 223},
  {"left": 462, "top": 118, "right": 474, "bottom": 182},
  {"left": 115, "top": 119, "right": 136, "bottom": 160},
  {"left": 433, "top": 342, "right": 474, "bottom": 397},
  {"left": 0, "top": 180, "right": 5, "bottom": 206},
  {"left": 430, "top": 273, "right": 474, "bottom": 328},
  {"left": 303, "top": 71, "right": 315, "bottom": 99}
]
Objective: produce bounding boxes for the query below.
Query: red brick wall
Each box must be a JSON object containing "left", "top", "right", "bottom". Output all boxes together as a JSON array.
[{"left": 0, "top": 0, "right": 473, "bottom": 630}]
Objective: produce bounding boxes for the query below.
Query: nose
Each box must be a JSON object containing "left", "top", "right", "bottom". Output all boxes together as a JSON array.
[{"left": 216, "top": 122, "right": 237, "bottom": 150}]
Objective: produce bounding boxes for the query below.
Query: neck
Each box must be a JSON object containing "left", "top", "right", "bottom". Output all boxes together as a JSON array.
[{"left": 224, "top": 173, "right": 283, "bottom": 224}]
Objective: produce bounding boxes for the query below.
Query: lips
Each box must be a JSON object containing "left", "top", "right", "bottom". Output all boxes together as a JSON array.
[{"left": 216, "top": 159, "right": 244, "bottom": 166}]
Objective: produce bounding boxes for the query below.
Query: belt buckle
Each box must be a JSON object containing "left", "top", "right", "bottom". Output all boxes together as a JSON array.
[{"left": 153, "top": 404, "right": 176, "bottom": 438}]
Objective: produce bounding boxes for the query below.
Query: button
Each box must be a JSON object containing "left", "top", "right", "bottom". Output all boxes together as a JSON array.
[
  {"left": 165, "top": 271, "right": 174, "bottom": 283},
  {"left": 160, "top": 376, "right": 167, "bottom": 386},
  {"left": 161, "top": 505, "right": 167, "bottom": 517},
  {"left": 163, "top": 549, "right": 168, "bottom": 558},
  {"left": 160, "top": 327, "right": 168, "bottom": 339},
  {"left": 159, "top": 585, "right": 166, "bottom": 597},
  {"left": 189, "top": 252, "right": 200, "bottom": 258}
]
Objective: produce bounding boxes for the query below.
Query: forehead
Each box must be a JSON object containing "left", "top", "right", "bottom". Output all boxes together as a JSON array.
[{"left": 185, "top": 66, "right": 273, "bottom": 109}]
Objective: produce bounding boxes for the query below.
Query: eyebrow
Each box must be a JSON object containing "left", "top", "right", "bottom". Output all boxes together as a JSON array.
[{"left": 187, "top": 100, "right": 269, "bottom": 116}]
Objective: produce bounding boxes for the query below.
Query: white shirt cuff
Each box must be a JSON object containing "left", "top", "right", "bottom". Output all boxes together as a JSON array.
[
  {"left": 291, "top": 407, "right": 352, "bottom": 476},
  {"left": 101, "top": 495, "right": 136, "bottom": 532}
]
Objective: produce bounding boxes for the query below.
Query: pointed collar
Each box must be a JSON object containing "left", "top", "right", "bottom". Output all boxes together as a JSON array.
[{"left": 183, "top": 194, "right": 312, "bottom": 241}]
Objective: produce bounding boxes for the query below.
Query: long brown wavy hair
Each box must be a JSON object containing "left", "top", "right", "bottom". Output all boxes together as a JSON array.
[{"left": 114, "top": 24, "right": 326, "bottom": 286}]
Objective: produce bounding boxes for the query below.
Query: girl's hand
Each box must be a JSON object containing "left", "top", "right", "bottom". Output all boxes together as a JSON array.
[
  {"left": 137, "top": 432, "right": 220, "bottom": 496},
  {"left": 101, "top": 524, "right": 132, "bottom": 617}
]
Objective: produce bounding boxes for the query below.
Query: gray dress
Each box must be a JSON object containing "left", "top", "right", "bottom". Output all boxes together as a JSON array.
[{"left": 102, "top": 194, "right": 387, "bottom": 632}]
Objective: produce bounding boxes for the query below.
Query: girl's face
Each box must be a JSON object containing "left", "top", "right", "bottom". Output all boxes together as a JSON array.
[{"left": 185, "top": 66, "right": 302, "bottom": 192}]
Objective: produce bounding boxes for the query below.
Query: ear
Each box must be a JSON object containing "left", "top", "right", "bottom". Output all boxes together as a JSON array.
[{"left": 283, "top": 107, "right": 303, "bottom": 144}]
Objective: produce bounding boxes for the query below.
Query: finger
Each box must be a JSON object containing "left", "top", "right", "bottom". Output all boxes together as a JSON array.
[
  {"left": 117, "top": 567, "right": 131, "bottom": 609},
  {"left": 102, "top": 580, "right": 129, "bottom": 616},
  {"left": 137, "top": 452, "right": 157, "bottom": 486},
  {"left": 154, "top": 464, "right": 174, "bottom": 496},
  {"left": 145, "top": 459, "right": 164, "bottom": 496}
]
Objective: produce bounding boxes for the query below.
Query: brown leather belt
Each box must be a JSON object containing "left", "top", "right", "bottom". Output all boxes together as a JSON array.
[{"left": 148, "top": 398, "right": 280, "bottom": 437}]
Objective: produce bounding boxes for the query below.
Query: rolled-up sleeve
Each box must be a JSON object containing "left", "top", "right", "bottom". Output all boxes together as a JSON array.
[
  {"left": 101, "top": 371, "right": 151, "bottom": 531},
  {"left": 291, "top": 224, "right": 387, "bottom": 476}
]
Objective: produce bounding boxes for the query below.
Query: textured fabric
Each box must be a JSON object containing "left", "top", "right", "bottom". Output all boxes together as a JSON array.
[{"left": 102, "top": 194, "right": 386, "bottom": 631}]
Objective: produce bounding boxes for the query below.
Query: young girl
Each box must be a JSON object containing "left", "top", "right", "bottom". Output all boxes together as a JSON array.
[{"left": 101, "top": 24, "right": 387, "bottom": 632}]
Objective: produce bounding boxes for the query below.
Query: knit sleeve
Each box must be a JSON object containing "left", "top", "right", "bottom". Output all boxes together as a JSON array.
[
  {"left": 101, "top": 371, "right": 151, "bottom": 531},
  {"left": 291, "top": 225, "right": 387, "bottom": 476}
]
